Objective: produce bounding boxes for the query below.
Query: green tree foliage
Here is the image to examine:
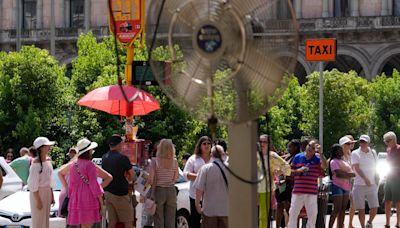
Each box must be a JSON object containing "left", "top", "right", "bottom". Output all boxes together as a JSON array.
[
  {"left": 68, "top": 33, "right": 219, "bottom": 161},
  {"left": 300, "top": 69, "right": 372, "bottom": 154},
  {"left": 0, "top": 46, "right": 67, "bottom": 156},
  {"left": 370, "top": 70, "right": 400, "bottom": 151},
  {"left": 259, "top": 77, "right": 306, "bottom": 150}
]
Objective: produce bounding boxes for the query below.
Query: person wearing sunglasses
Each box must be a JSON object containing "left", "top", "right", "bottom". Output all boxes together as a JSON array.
[
  {"left": 383, "top": 131, "right": 400, "bottom": 228},
  {"left": 343, "top": 134, "right": 357, "bottom": 228},
  {"left": 5, "top": 148, "right": 14, "bottom": 164},
  {"left": 183, "top": 136, "right": 212, "bottom": 228}
]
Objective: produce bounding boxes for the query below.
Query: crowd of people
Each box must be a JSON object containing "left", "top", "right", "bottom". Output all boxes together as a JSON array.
[{"left": 2, "top": 130, "right": 400, "bottom": 228}]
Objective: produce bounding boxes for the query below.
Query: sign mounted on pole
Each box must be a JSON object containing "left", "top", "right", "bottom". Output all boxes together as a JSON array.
[
  {"left": 108, "top": 0, "right": 144, "bottom": 46},
  {"left": 305, "top": 39, "right": 337, "bottom": 61},
  {"left": 305, "top": 38, "right": 336, "bottom": 159}
]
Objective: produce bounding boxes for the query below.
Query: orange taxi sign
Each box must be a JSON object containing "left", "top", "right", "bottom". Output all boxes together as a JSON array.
[{"left": 305, "top": 39, "right": 337, "bottom": 61}]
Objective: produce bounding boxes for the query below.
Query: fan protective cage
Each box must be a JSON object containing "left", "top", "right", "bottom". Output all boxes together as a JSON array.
[{"left": 146, "top": 0, "right": 299, "bottom": 124}]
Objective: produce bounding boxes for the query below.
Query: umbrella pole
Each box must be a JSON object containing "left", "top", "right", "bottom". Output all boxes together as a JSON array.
[
  {"left": 125, "top": 46, "right": 134, "bottom": 86},
  {"left": 124, "top": 45, "right": 135, "bottom": 141}
]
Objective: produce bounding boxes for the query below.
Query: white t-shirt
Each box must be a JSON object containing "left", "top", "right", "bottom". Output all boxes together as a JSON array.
[
  {"left": 183, "top": 155, "right": 210, "bottom": 198},
  {"left": 351, "top": 147, "right": 377, "bottom": 186}
]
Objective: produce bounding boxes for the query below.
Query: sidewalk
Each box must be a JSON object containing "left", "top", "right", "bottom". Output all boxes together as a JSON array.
[{"left": 271, "top": 214, "right": 398, "bottom": 227}]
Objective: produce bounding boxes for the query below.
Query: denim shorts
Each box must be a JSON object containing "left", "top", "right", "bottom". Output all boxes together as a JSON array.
[{"left": 331, "top": 183, "right": 350, "bottom": 196}]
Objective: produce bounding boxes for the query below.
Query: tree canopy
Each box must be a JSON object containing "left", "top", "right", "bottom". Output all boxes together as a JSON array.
[{"left": 2, "top": 34, "right": 400, "bottom": 164}]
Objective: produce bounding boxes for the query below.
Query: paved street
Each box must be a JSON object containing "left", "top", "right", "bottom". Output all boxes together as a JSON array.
[
  {"left": 333, "top": 214, "right": 397, "bottom": 228},
  {"left": 271, "top": 214, "right": 399, "bottom": 227}
]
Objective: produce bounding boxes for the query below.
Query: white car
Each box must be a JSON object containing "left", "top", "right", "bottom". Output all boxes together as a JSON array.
[
  {"left": 0, "top": 168, "right": 66, "bottom": 228},
  {"left": 0, "top": 156, "right": 23, "bottom": 199},
  {"left": 135, "top": 169, "right": 190, "bottom": 228}
]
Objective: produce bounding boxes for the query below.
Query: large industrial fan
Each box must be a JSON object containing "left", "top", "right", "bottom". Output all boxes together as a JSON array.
[
  {"left": 146, "top": 0, "right": 298, "bottom": 124},
  {"left": 145, "top": 0, "right": 299, "bottom": 227}
]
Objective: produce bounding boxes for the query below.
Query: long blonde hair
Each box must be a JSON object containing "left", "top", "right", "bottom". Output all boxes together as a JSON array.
[
  {"left": 156, "top": 139, "right": 176, "bottom": 159},
  {"left": 155, "top": 139, "right": 176, "bottom": 169}
]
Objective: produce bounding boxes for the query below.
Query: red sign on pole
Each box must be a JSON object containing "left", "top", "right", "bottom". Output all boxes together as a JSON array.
[
  {"left": 305, "top": 39, "right": 337, "bottom": 61},
  {"left": 108, "top": 0, "right": 143, "bottom": 45}
]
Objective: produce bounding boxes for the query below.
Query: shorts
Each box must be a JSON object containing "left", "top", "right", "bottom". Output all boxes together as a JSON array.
[
  {"left": 275, "top": 186, "right": 292, "bottom": 203},
  {"left": 352, "top": 185, "right": 379, "bottom": 210},
  {"left": 331, "top": 183, "right": 350, "bottom": 196},
  {"left": 104, "top": 191, "right": 134, "bottom": 223}
]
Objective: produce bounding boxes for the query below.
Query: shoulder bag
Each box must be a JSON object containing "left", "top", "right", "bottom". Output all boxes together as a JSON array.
[{"left": 213, "top": 160, "right": 228, "bottom": 188}]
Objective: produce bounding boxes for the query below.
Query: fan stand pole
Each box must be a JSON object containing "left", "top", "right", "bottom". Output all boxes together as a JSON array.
[{"left": 228, "top": 121, "right": 258, "bottom": 228}]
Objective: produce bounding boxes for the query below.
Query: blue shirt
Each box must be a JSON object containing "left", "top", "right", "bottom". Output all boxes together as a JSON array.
[{"left": 291, "top": 152, "right": 323, "bottom": 195}]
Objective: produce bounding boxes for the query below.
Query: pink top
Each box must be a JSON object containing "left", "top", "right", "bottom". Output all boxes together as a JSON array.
[
  {"left": 330, "top": 158, "right": 352, "bottom": 191},
  {"left": 27, "top": 161, "right": 54, "bottom": 192},
  {"left": 67, "top": 159, "right": 103, "bottom": 225}
]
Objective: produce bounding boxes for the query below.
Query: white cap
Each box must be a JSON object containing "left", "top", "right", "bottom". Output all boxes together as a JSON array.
[
  {"left": 339, "top": 136, "right": 351, "bottom": 146},
  {"left": 33, "top": 137, "right": 55, "bottom": 149},
  {"left": 359, "top": 135, "right": 371, "bottom": 143}
]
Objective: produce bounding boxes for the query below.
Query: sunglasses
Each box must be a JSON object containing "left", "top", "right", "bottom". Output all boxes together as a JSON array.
[
  {"left": 202, "top": 142, "right": 211, "bottom": 145},
  {"left": 345, "top": 142, "right": 351, "bottom": 146},
  {"left": 259, "top": 141, "right": 268, "bottom": 144}
]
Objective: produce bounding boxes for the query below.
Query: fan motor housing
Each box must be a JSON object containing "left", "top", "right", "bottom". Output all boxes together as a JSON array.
[{"left": 193, "top": 22, "right": 226, "bottom": 59}]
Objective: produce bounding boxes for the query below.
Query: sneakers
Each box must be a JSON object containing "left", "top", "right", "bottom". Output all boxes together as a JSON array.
[{"left": 366, "top": 222, "right": 373, "bottom": 228}]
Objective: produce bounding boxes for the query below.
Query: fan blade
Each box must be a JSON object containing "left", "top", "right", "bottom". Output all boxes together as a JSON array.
[
  {"left": 172, "top": 52, "right": 213, "bottom": 108},
  {"left": 239, "top": 44, "right": 287, "bottom": 95}
]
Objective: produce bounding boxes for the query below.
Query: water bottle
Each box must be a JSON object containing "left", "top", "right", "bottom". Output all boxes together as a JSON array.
[{"left": 303, "top": 164, "right": 310, "bottom": 176}]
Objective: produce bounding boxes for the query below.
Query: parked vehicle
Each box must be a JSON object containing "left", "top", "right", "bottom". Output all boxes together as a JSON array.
[
  {"left": 376, "top": 152, "right": 389, "bottom": 213},
  {"left": 0, "top": 156, "right": 23, "bottom": 199},
  {"left": 0, "top": 168, "right": 65, "bottom": 227}
]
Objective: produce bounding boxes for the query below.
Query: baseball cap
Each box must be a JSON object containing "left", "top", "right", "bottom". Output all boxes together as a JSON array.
[
  {"left": 109, "top": 134, "right": 123, "bottom": 146},
  {"left": 33, "top": 137, "right": 55, "bottom": 149},
  {"left": 339, "top": 136, "right": 351, "bottom": 146},
  {"left": 359, "top": 135, "right": 371, "bottom": 143}
]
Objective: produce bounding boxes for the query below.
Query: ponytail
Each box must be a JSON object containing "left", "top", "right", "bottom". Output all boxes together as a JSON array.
[
  {"left": 30, "top": 146, "right": 43, "bottom": 173},
  {"left": 38, "top": 152, "right": 43, "bottom": 173}
]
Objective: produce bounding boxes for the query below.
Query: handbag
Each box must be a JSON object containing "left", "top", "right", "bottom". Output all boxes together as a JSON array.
[
  {"left": 60, "top": 196, "right": 69, "bottom": 217},
  {"left": 144, "top": 158, "right": 157, "bottom": 215}
]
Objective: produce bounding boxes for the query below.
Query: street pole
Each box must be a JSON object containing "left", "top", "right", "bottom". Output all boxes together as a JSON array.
[
  {"left": 16, "top": 0, "right": 21, "bottom": 51},
  {"left": 50, "top": 0, "right": 55, "bottom": 56},
  {"left": 319, "top": 61, "right": 324, "bottom": 153}
]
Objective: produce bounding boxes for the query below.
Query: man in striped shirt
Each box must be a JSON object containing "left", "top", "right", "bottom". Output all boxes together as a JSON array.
[{"left": 288, "top": 139, "right": 327, "bottom": 228}]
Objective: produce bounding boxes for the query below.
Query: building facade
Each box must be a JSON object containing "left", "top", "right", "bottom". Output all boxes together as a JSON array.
[{"left": 0, "top": 0, "right": 400, "bottom": 82}]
